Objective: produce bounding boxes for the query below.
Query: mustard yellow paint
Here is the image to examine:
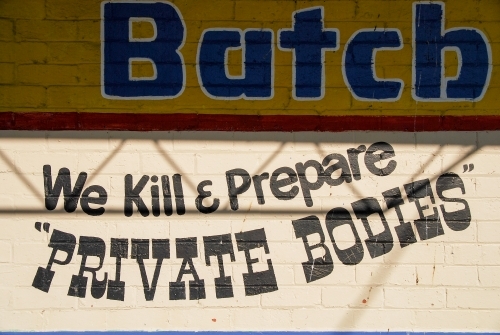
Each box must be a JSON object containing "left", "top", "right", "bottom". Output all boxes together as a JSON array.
[{"left": 0, "top": 0, "right": 498, "bottom": 115}]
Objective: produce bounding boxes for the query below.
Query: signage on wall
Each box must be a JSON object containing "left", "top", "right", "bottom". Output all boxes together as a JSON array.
[
  {"left": 1, "top": 0, "right": 499, "bottom": 330},
  {"left": 1, "top": 0, "right": 499, "bottom": 131},
  {"left": 33, "top": 141, "right": 472, "bottom": 302},
  {"left": 101, "top": 2, "right": 492, "bottom": 102}
]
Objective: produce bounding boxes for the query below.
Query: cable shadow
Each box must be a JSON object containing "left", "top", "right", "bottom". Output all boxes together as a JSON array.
[
  {"left": 332, "top": 144, "right": 480, "bottom": 330},
  {"left": 86, "top": 139, "right": 126, "bottom": 185},
  {"left": 0, "top": 131, "right": 486, "bottom": 328},
  {"left": 153, "top": 139, "right": 198, "bottom": 193},
  {"left": 0, "top": 150, "right": 44, "bottom": 204},
  {"left": 256, "top": 141, "right": 288, "bottom": 175}
]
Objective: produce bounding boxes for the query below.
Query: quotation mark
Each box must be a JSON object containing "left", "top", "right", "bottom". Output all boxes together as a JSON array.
[
  {"left": 463, "top": 163, "right": 474, "bottom": 173},
  {"left": 35, "top": 221, "right": 50, "bottom": 233}
]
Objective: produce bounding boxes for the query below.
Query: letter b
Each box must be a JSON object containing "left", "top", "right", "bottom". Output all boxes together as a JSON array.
[{"left": 102, "top": 2, "right": 186, "bottom": 99}]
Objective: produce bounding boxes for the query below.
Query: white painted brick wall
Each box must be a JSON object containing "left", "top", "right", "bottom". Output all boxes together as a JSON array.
[{"left": 0, "top": 131, "right": 499, "bottom": 331}]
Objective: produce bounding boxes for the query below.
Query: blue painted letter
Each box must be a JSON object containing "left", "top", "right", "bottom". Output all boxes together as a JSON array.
[
  {"left": 102, "top": 2, "right": 185, "bottom": 99},
  {"left": 198, "top": 29, "right": 273, "bottom": 100},
  {"left": 343, "top": 29, "right": 403, "bottom": 101},
  {"left": 413, "top": 2, "right": 491, "bottom": 101},
  {"left": 278, "top": 7, "right": 338, "bottom": 100}
]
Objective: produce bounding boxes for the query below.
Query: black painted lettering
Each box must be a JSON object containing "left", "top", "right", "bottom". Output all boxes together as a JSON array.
[
  {"left": 351, "top": 197, "right": 393, "bottom": 258},
  {"left": 107, "top": 238, "right": 128, "bottom": 301},
  {"left": 68, "top": 236, "right": 107, "bottom": 299},
  {"left": 252, "top": 173, "right": 270, "bottom": 205},
  {"left": 170, "top": 238, "right": 205, "bottom": 300},
  {"left": 124, "top": 174, "right": 149, "bottom": 217},
  {"left": 364, "top": 142, "right": 397, "bottom": 176},
  {"left": 382, "top": 187, "right": 417, "bottom": 248},
  {"left": 226, "top": 168, "right": 252, "bottom": 211},
  {"left": 325, "top": 207, "right": 364, "bottom": 265},
  {"left": 295, "top": 160, "right": 324, "bottom": 207},
  {"left": 322, "top": 153, "right": 353, "bottom": 186},
  {"left": 196, "top": 180, "right": 220, "bottom": 214},
  {"left": 292, "top": 215, "right": 333, "bottom": 282},
  {"left": 235, "top": 228, "right": 278, "bottom": 296},
  {"left": 172, "top": 174, "right": 185, "bottom": 215},
  {"left": 32, "top": 229, "right": 76, "bottom": 293},
  {"left": 203, "top": 234, "right": 236, "bottom": 299},
  {"left": 151, "top": 175, "right": 160, "bottom": 217},
  {"left": 80, "top": 185, "right": 107, "bottom": 216},
  {"left": 132, "top": 238, "right": 169, "bottom": 301},
  {"left": 270, "top": 167, "right": 299, "bottom": 201},
  {"left": 347, "top": 145, "right": 366, "bottom": 181},
  {"left": 404, "top": 179, "right": 444, "bottom": 240},
  {"left": 161, "top": 175, "right": 173, "bottom": 216},
  {"left": 436, "top": 172, "right": 471, "bottom": 231},
  {"left": 43, "top": 165, "right": 87, "bottom": 212}
]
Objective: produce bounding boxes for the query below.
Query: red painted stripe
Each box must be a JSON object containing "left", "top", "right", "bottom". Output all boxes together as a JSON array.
[{"left": 1, "top": 112, "right": 500, "bottom": 131}]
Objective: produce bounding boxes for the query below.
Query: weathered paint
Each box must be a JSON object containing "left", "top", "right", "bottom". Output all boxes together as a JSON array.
[
  {"left": 0, "top": 0, "right": 499, "bottom": 120},
  {"left": 1, "top": 131, "right": 500, "bottom": 331},
  {"left": 0, "top": 0, "right": 500, "bottom": 333}
]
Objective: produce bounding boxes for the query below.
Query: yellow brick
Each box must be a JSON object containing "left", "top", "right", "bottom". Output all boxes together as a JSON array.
[
  {"left": 47, "top": 42, "right": 100, "bottom": 63},
  {"left": 174, "top": 0, "right": 235, "bottom": 21},
  {"left": 235, "top": 1, "right": 296, "bottom": 22},
  {"left": 273, "top": 64, "right": 292, "bottom": 84},
  {"left": 178, "top": 42, "right": 201, "bottom": 65},
  {"left": 300, "top": 1, "right": 357, "bottom": 21},
  {"left": 16, "top": 20, "right": 77, "bottom": 42},
  {"left": 0, "top": 42, "right": 48, "bottom": 63},
  {"left": 77, "top": 20, "right": 100, "bottom": 42},
  {"left": 0, "top": 19, "right": 14, "bottom": 41},
  {"left": 0, "top": 86, "right": 46, "bottom": 108},
  {"left": 17, "top": 64, "right": 80, "bottom": 85},
  {"left": 376, "top": 64, "right": 412, "bottom": 84},
  {"left": 46, "top": 0, "right": 100, "bottom": 19},
  {"left": 346, "top": 0, "right": 500, "bottom": 23},
  {"left": 0, "top": 63, "right": 14, "bottom": 84},
  {"left": 372, "top": 42, "right": 413, "bottom": 67},
  {"left": 47, "top": 86, "right": 141, "bottom": 110},
  {"left": 130, "top": 20, "right": 156, "bottom": 40},
  {"left": 444, "top": 49, "right": 460, "bottom": 78},
  {"left": 353, "top": 1, "right": 413, "bottom": 22},
  {"left": 442, "top": 108, "right": 500, "bottom": 116},
  {"left": 190, "top": 20, "right": 286, "bottom": 44},
  {"left": 274, "top": 47, "right": 293, "bottom": 67},
  {"left": 482, "top": 86, "right": 500, "bottom": 108},
  {"left": 129, "top": 60, "right": 156, "bottom": 79},
  {"left": 492, "top": 43, "right": 500, "bottom": 65},
  {"left": 0, "top": 0, "right": 45, "bottom": 19},
  {"left": 168, "top": 86, "right": 278, "bottom": 111},
  {"left": 47, "top": 86, "right": 104, "bottom": 109},
  {"left": 1, "top": 0, "right": 494, "bottom": 118},
  {"left": 258, "top": 107, "right": 319, "bottom": 116},
  {"left": 76, "top": 64, "right": 100, "bottom": 85},
  {"left": 333, "top": 22, "right": 412, "bottom": 48},
  {"left": 226, "top": 48, "right": 243, "bottom": 77},
  {"left": 330, "top": 65, "right": 355, "bottom": 88},
  {"left": 445, "top": 0, "right": 500, "bottom": 22},
  {"left": 350, "top": 92, "right": 478, "bottom": 111},
  {"left": 477, "top": 23, "right": 500, "bottom": 46},
  {"left": 268, "top": 87, "right": 352, "bottom": 111}
]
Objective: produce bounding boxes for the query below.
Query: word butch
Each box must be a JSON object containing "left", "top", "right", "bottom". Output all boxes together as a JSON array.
[{"left": 102, "top": 1, "right": 491, "bottom": 101}]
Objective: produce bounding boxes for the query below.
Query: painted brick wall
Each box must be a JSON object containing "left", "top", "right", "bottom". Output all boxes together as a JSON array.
[
  {"left": 0, "top": 0, "right": 499, "bottom": 116},
  {"left": 0, "top": 0, "right": 500, "bottom": 332},
  {"left": 1, "top": 131, "right": 500, "bottom": 331}
]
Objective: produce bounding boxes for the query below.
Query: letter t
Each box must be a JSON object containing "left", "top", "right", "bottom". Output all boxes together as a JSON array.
[{"left": 278, "top": 7, "right": 338, "bottom": 100}]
